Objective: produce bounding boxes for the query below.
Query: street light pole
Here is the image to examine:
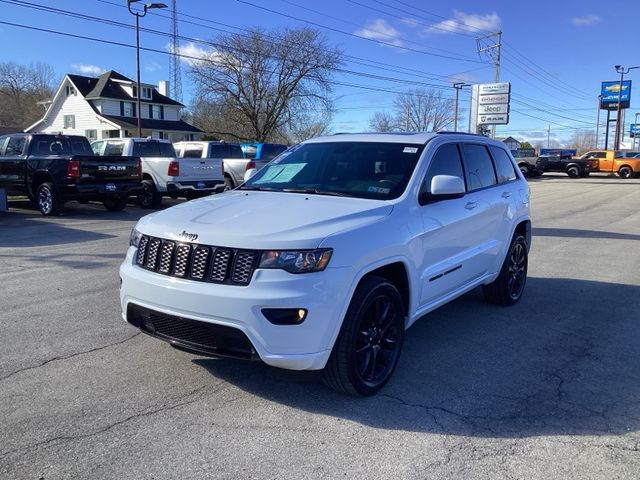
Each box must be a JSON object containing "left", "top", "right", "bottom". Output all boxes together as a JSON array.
[
  {"left": 452, "top": 82, "right": 468, "bottom": 132},
  {"left": 127, "top": 1, "right": 167, "bottom": 138},
  {"left": 613, "top": 65, "right": 640, "bottom": 151}
]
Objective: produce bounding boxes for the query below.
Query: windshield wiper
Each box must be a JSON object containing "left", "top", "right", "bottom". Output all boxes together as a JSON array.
[
  {"left": 282, "top": 188, "right": 352, "bottom": 197},
  {"left": 237, "top": 185, "right": 279, "bottom": 191}
]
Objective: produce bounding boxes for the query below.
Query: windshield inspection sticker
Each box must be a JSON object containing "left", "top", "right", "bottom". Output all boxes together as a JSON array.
[
  {"left": 403, "top": 147, "right": 418, "bottom": 154},
  {"left": 368, "top": 186, "right": 390, "bottom": 194}
]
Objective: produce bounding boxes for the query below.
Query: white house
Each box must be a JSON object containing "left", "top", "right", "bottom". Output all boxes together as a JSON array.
[{"left": 27, "top": 70, "right": 202, "bottom": 142}]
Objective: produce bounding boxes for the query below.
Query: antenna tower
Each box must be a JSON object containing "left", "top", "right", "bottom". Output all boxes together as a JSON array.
[{"left": 169, "top": 0, "right": 183, "bottom": 103}]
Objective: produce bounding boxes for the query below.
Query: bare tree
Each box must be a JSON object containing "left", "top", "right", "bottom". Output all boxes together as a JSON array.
[
  {"left": 369, "top": 111, "right": 396, "bottom": 132},
  {"left": 0, "top": 62, "right": 56, "bottom": 130},
  {"left": 393, "top": 88, "right": 453, "bottom": 132},
  {"left": 567, "top": 129, "right": 596, "bottom": 154},
  {"left": 188, "top": 27, "right": 342, "bottom": 142}
]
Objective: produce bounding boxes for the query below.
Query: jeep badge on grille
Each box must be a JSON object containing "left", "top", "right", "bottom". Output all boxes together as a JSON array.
[{"left": 178, "top": 230, "right": 198, "bottom": 241}]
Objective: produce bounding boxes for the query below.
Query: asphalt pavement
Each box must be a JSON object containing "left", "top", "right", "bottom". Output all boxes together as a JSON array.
[{"left": 1, "top": 175, "right": 639, "bottom": 479}]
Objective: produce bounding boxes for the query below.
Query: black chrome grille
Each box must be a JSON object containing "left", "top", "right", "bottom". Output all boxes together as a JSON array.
[
  {"left": 127, "top": 304, "right": 257, "bottom": 360},
  {"left": 135, "top": 234, "right": 259, "bottom": 285}
]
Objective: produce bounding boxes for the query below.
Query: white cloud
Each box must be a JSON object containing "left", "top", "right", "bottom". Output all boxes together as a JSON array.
[
  {"left": 72, "top": 64, "right": 106, "bottom": 76},
  {"left": 571, "top": 15, "right": 602, "bottom": 27},
  {"left": 145, "top": 61, "right": 163, "bottom": 73},
  {"left": 449, "top": 72, "right": 480, "bottom": 84},
  {"left": 355, "top": 19, "right": 404, "bottom": 47},
  {"left": 169, "top": 42, "right": 217, "bottom": 66},
  {"left": 428, "top": 10, "right": 501, "bottom": 34}
]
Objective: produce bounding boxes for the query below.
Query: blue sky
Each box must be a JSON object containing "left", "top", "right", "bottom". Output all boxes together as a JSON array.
[{"left": 1, "top": 0, "right": 639, "bottom": 146}]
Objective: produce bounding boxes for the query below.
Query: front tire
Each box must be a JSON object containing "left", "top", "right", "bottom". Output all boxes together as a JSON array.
[
  {"left": 137, "top": 179, "right": 162, "bottom": 209},
  {"left": 519, "top": 163, "right": 530, "bottom": 177},
  {"left": 36, "top": 182, "right": 62, "bottom": 216},
  {"left": 483, "top": 234, "right": 528, "bottom": 305},
  {"left": 102, "top": 195, "right": 128, "bottom": 211},
  {"left": 322, "top": 276, "right": 405, "bottom": 396},
  {"left": 618, "top": 166, "right": 634, "bottom": 179}
]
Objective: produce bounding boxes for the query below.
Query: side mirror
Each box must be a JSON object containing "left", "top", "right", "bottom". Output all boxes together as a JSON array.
[
  {"left": 420, "top": 175, "right": 465, "bottom": 204},
  {"left": 244, "top": 168, "right": 257, "bottom": 182}
]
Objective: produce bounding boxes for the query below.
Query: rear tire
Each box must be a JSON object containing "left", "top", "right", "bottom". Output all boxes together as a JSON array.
[
  {"left": 137, "top": 179, "right": 162, "bottom": 209},
  {"left": 518, "top": 163, "right": 530, "bottom": 177},
  {"left": 36, "top": 182, "right": 62, "bottom": 216},
  {"left": 618, "top": 166, "right": 634, "bottom": 179},
  {"left": 566, "top": 166, "right": 580, "bottom": 178},
  {"left": 224, "top": 175, "right": 235, "bottom": 191},
  {"left": 102, "top": 195, "right": 128, "bottom": 211},
  {"left": 322, "top": 276, "right": 405, "bottom": 396},
  {"left": 483, "top": 234, "right": 528, "bottom": 305}
]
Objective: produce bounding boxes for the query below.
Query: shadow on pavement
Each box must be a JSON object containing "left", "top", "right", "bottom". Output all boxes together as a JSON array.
[
  {"left": 533, "top": 227, "right": 640, "bottom": 241},
  {"left": 193, "top": 277, "right": 640, "bottom": 438}
]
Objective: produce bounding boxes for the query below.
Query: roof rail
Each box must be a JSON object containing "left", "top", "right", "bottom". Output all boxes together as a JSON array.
[{"left": 436, "top": 131, "right": 487, "bottom": 137}]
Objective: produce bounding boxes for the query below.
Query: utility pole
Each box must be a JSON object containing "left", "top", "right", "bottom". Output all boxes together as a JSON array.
[
  {"left": 547, "top": 125, "right": 551, "bottom": 148},
  {"left": 169, "top": 0, "right": 183, "bottom": 104},
  {"left": 476, "top": 31, "right": 502, "bottom": 137},
  {"left": 453, "top": 83, "right": 468, "bottom": 132}
]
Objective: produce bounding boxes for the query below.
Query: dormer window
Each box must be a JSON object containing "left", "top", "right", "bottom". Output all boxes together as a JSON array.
[
  {"left": 132, "top": 86, "right": 153, "bottom": 99},
  {"left": 65, "top": 85, "right": 76, "bottom": 96}
]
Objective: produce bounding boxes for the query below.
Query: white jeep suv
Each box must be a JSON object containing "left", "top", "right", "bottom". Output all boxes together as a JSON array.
[{"left": 120, "top": 132, "right": 531, "bottom": 396}]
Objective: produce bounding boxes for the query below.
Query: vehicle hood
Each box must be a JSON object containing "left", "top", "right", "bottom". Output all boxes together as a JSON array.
[{"left": 137, "top": 191, "right": 394, "bottom": 249}]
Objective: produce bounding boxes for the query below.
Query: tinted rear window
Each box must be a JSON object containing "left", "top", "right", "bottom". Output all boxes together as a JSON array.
[
  {"left": 32, "top": 137, "right": 92, "bottom": 155},
  {"left": 208, "top": 144, "right": 244, "bottom": 158},
  {"left": 132, "top": 142, "right": 176, "bottom": 157}
]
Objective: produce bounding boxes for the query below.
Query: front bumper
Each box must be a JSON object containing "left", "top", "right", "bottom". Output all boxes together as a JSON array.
[{"left": 119, "top": 247, "right": 354, "bottom": 370}]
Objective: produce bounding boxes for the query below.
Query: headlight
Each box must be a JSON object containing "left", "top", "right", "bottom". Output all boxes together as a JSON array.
[
  {"left": 259, "top": 249, "right": 332, "bottom": 274},
  {"left": 129, "top": 227, "right": 143, "bottom": 247}
]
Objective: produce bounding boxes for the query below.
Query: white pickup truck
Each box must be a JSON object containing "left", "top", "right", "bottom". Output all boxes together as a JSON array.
[
  {"left": 91, "top": 138, "right": 225, "bottom": 208},
  {"left": 174, "top": 141, "right": 247, "bottom": 190}
]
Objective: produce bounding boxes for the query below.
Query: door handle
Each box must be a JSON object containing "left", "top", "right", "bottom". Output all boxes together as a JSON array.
[
  {"left": 465, "top": 202, "right": 478, "bottom": 210},
  {"left": 501, "top": 191, "right": 512, "bottom": 198}
]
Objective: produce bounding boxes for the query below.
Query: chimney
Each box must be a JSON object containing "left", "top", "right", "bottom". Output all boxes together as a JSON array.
[{"left": 158, "top": 80, "right": 170, "bottom": 97}]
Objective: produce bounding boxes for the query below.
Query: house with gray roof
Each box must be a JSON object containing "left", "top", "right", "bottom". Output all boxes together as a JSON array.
[{"left": 27, "top": 70, "right": 202, "bottom": 142}]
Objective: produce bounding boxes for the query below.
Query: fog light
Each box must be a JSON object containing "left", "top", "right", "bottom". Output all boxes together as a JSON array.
[{"left": 261, "top": 308, "right": 307, "bottom": 325}]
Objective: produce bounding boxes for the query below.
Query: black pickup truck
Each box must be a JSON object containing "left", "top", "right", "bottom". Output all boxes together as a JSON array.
[
  {"left": 532, "top": 153, "right": 591, "bottom": 178},
  {"left": 0, "top": 133, "right": 142, "bottom": 215}
]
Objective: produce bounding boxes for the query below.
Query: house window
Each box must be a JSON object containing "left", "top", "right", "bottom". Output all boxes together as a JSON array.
[
  {"left": 85, "top": 129, "right": 97, "bottom": 141},
  {"left": 151, "top": 105, "right": 163, "bottom": 119},
  {"left": 65, "top": 85, "right": 76, "bottom": 96},
  {"left": 64, "top": 115, "right": 75, "bottom": 129},
  {"left": 142, "top": 87, "right": 152, "bottom": 99},
  {"left": 120, "top": 101, "right": 135, "bottom": 117}
]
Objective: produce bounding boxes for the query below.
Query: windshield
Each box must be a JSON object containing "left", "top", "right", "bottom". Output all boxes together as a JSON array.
[
  {"left": 132, "top": 142, "right": 176, "bottom": 157},
  {"left": 242, "top": 141, "right": 424, "bottom": 200}
]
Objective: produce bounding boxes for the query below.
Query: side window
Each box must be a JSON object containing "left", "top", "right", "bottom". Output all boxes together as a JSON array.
[
  {"left": 420, "top": 143, "right": 464, "bottom": 195},
  {"left": 595, "top": 152, "right": 606, "bottom": 159},
  {"left": 174, "top": 144, "right": 184, "bottom": 157},
  {"left": 0, "top": 137, "right": 8, "bottom": 156},
  {"left": 461, "top": 143, "right": 497, "bottom": 191},
  {"left": 5, "top": 136, "right": 26, "bottom": 156},
  {"left": 184, "top": 143, "right": 204, "bottom": 158},
  {"left": 489, "top": 146, "right": 517, "bottom": 183}
]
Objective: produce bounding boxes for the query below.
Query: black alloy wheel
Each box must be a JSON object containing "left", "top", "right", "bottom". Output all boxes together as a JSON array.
[
  {"left": 618, "top": 166, "right": 634, "bottom": 179},
  {"left": 483, "top": 234, "right": 528, "bottom": 305},
  {"left": 323, "top": 276, "right": 405, "bottom": 396},
  {"left": 137, "top": 179, "right": 162, "bottom": 209},
  {"left": 566, "top": 166, "right": 580, "bottom": 178}
]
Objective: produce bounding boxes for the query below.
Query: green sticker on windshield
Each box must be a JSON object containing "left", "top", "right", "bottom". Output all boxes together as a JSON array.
[{"left": 254, "top": 163, "right": 306, "bottom": 183}]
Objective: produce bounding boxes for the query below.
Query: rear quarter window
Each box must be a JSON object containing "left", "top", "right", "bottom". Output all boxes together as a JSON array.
[{"left": 489, "top": 146, "right": 517, "bottom": 183}]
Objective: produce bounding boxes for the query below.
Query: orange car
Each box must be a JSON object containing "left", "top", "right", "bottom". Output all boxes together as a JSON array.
[{"left": 579, "top": 150, "right": 640, "bottom": 178}]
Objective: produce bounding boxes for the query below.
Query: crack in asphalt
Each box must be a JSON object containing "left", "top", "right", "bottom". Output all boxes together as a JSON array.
[
  {"left": 0, "top": 332, "right": 142, "bottom": 383},
  {"left": 0, "top": 383, "right": 221, "bottom": 460}
]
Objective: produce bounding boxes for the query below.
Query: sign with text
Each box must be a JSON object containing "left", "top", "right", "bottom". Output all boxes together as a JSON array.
[
  {"left": 478, "top": 104, "right": 509, "bottom": 115},
  {"left": 479, "top": 93, "right": 510, "bottom": 105},
  {"left": 631, "top": 123, "right": 640, "bottom": 138},
  {"left": 478, "top": 114, "right": 509, "bottom": 125},
  {"left": 600, "top": 80, "right": 632, "bottom": 109},
  {"left": 478, "top": 82, "right": 511, "bottom": 95}
]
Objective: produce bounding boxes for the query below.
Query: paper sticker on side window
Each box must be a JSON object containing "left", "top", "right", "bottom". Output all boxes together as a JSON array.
[{"left": 403, "top": 147, "right": 418, "bottom": 153}]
